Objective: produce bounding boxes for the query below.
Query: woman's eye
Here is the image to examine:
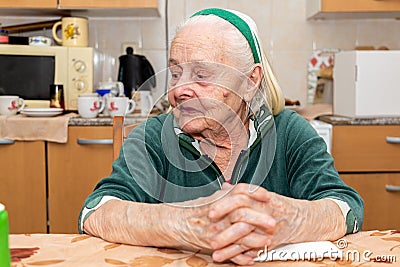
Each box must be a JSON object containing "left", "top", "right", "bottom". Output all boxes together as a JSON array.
[
  {"left": 171, "top": 73, "right": 181, "bottom": 79},
  {"left": 169, "top": 71, "right": 181, "bottom": 86},
  {"left": 193, "top": 71, "right": 211, "bottom": 81}
]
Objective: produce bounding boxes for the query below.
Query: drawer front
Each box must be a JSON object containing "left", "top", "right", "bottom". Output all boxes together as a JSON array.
[
  {"left": 341, "top": 173, "right": 400, "bottom": 231},
  {"left": 332, "top": 125, "right": 400, "bottom": 172}
]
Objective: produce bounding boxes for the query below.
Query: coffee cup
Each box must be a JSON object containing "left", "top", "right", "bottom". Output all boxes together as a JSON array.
[
  {"left": 107, "top": 97, "right": 135, "bottom": 117},
  {"left": 52, "top": 17, "right": 88, "bottom": 47},
  {"left": 77, "top": 94, "right": 104, "bottom": 118},
  {"left": 0, "top": 95, "right": 25, "bottom": 116}
]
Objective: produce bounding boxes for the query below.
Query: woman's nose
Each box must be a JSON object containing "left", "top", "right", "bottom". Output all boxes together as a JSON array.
[{"left": 170, "top": 74, "right": 196, "bottom": 99}]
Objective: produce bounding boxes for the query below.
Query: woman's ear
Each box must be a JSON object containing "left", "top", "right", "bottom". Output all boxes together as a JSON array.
[{"left": 243, "top": 64, "right": 262, "bottom": 102}]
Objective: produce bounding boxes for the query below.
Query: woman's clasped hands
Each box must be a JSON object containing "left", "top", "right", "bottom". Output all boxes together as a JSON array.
[{"left": 175, "top": 182, "right": 305, "bottom": 266}]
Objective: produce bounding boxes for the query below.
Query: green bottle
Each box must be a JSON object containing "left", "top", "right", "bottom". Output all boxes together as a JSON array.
[{"left": 0, "top": 203, "right": 10, "bottom": 267}]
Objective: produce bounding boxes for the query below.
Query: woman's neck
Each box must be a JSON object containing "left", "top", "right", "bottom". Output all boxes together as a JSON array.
[{"left": 194, "top": 117, "right": 250, "bottom": 181}]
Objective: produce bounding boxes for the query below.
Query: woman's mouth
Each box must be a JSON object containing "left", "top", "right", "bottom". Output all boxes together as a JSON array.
[{"left": 178, "top": 106, "right": 201, "bottom": 114}]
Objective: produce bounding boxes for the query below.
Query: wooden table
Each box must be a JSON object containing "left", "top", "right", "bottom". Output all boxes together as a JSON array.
[{"left": 9, "top": 230, "right": 400, "bottom": 266}]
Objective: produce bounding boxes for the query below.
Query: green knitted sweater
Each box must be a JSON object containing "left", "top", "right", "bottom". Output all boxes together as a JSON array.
[{"left": 79, "top": 109, "right": 364, "bottom": 234}]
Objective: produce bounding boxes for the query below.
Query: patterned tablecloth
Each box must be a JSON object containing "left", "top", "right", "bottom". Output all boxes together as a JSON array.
[{"left": 9, "top": 230, "right": 400, "bottom": 266}]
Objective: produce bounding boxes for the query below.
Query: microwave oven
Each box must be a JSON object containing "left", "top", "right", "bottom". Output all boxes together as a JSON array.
[
  {"left": 333, "top": 50, "right": 400, "bottom": 118},
  {"left": 0, "top": 44, "right": 94, "bottom": 110}
]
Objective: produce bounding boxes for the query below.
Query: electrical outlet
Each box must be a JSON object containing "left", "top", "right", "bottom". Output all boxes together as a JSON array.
[{"left": 121, "top": 42, "right": 141, "bottom": 55}]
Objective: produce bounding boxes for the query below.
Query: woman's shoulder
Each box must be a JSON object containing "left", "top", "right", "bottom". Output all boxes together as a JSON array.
[
  {"left": 274, "top": 108, "right": 317, "bottom": 137},
  {"left": 274, "top": 108, "right": 309, "bottom": 127},
  {"left": 128, "top": 113, "right": 170, "bottom": 138}
]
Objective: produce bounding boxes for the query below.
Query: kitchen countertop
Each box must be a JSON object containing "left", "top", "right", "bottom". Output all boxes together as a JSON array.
[
  {"left": 319, "top": 115, "right": 400, "bottom": 125},
  {"left": 68, "top": 113, "right": 157, "bottom": 126}
]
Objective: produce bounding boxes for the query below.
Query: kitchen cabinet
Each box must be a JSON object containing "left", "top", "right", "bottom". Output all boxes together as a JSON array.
[
  {"left": 47, "top": 126, "right": 113, "bottom": 233},
  {"left": 0, "top": 140, "right": 47, "bottom": 234},
  {"left": 59, "top": 0, "right": 157, "bottom": 9},
  {"left": 307, "top": 0, "right": 400, "bottom": 19},
  {"left": 0, "top": 0, "right": 56, "bottom": 8},
  {"left": 341, "top": 173, "right": 400, "bottom": 231},
  {"left": 0, "top": 0, "right": 159, "bottom": 17},
  {"left": 332, "top": 125, "right": 400, "bottom": 230}
]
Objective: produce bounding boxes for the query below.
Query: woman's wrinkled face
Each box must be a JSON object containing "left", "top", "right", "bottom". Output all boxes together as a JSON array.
[{"left": 168, "top": 24, "right": 250, "bottom": 135}]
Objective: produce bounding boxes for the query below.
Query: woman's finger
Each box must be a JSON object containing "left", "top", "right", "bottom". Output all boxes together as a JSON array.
[
  {"left": 212, "top": 243, "right": 248, "bottom": 263},
  {"left": 229, "top": 207, "right": 276, "bottom": 229},
  {"left": 230, "top": 253, "right": 255, "bottom": 265},
  {"left": 209, "top": 184, "right": 272, "bottom": 220},
  {"left": 238, "top": 231, "right": 272, "bottom": 249},
  {"left": 210, "top": 222, "right": 254, "bottom": 249},
  {"left": 212, "top": 231, "right": 270, "bottom": 265}
]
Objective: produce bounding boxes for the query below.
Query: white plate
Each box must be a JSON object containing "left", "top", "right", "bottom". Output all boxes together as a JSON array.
[{"left": 21, "top": 108, "right": 63, "bottom": 117}]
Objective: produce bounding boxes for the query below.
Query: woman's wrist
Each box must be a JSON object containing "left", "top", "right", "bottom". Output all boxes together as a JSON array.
[{"left": 276, "top": 197, "right": 346, "bottom": 245}]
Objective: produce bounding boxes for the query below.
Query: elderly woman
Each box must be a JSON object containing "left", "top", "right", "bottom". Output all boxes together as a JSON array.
[{"left": 80, "top": 8, "right": 363, "bottom": 265}]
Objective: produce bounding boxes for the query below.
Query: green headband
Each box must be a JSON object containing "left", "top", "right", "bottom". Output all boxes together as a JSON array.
[{"left": 191, "top": 8, "right": 261, "bottom": 63}]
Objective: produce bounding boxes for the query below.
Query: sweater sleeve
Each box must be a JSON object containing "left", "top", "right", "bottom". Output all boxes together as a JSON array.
[
  {"left": 283, "top": 112, "right": 364, "bottom": 233},
  {"left": 78, "top": 117, "right": 166, "bottom": 233}
]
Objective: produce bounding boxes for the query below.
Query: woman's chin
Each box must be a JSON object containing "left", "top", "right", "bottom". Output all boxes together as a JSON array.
[{"left": 179, "top": 120, "right": 206, "bottom": 134}]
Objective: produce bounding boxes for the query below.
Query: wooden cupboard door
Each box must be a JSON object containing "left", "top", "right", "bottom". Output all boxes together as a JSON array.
[
  {"left": 48, "top": 126, "right": 113, "bottom": 233},
  {"left": 332, "top": 125, "right": 400, "bottom": 172},
  {"left": 341, "top": 173, "right": 400, "bottom": 231},
  {"left": 321, "top": 0, "right": 400, "bottom": 12},
  {"left": 0, "top": 0, "right": 56, "bottom": 8},
  {"left": 0, "top": 140, "right": 46, "bottom": 233},
  {"left": 58, "top": 0, "right": 157, "bottom": 8}
]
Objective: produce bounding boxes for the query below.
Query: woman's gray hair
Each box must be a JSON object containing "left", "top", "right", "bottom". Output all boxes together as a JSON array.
[{"left": 177, "top": 14, "right": 285, "bottom": 115}]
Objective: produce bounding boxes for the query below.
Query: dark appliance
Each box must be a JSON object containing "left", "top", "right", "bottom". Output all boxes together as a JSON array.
[{"left": 117, "top": 47, "right": 156, "bottom": 98}]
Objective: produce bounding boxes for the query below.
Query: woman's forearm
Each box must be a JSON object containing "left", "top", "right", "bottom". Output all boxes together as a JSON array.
[
  {"left": 83, "top": 199, "right": 222, "bottom": 252},
  {"left": 83, "top": 200, "right": 182, "bottom": 247}
]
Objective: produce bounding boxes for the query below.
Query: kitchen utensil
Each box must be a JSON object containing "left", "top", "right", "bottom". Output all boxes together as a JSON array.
[
  {"left": 50, "top": 84, "right": 65, "bottom": 109},
  {"left": 77, "top": 94, "right": 104, "bottom": 118},
  {"left": 52, "top": 17, "right": 88, "bottom": 47},
  {"left": 20, "top": 108, "right": 63, "bottom": 117},
  {"left": 107, "top": 96, "right": 135, "bottom": 117},
  {"left": 97, "top": 79, "right": 124, "bottom": 97},
  {"left": 117, "top": 47, "right": 156, "bottom": 98},
  {"left": 0, "top": 95, "right": 25, "bottom": 115},
  {"left": 29, "top": 36, "right": 52, "bottom": 46}
]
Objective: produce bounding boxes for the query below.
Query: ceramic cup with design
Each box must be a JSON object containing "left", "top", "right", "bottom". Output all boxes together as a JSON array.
[
  {"left": 0, "top": 95, "right": 25, "bottom": 116},
  {"left": 52, "top": 17, "right": 88, "bottom": 47},
  {"left": 107, "top": 97, "right": 135, "bottom": 117},
  {"left": 77, "top": 94, "right": 104, "bottom": 118}
]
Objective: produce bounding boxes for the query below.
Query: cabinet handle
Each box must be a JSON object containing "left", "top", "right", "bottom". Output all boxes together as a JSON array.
[
  {"left": 77, "top": 139, "right": 113, "bottom": 145},
  {"left": 386, "top": 136, "right": 400, "bottom": 144},
  {"left": 386, "top": 185, "right": 400, "bottom": 192},
  {"left": 0, "top": 139, "right": 15, "bottom": 145}
]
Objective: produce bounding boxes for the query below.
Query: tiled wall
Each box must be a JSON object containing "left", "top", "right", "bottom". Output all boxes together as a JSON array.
[{"left": 2, "top": 0, "right": 400, "bottom": 105}]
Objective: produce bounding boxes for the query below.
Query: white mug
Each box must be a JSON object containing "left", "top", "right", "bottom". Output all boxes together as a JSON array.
[
  {"left": 0, "top": 96, "right": 25, "bottom": 116},
  {"left": 107, "top": 97, "right": 135, "bottom": 117},
  {"left": 132, "top": 91, "right": 154, "bottom": 115},
  {"left": 78, "top": 95, "right": 104, "bottom": 118}
]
